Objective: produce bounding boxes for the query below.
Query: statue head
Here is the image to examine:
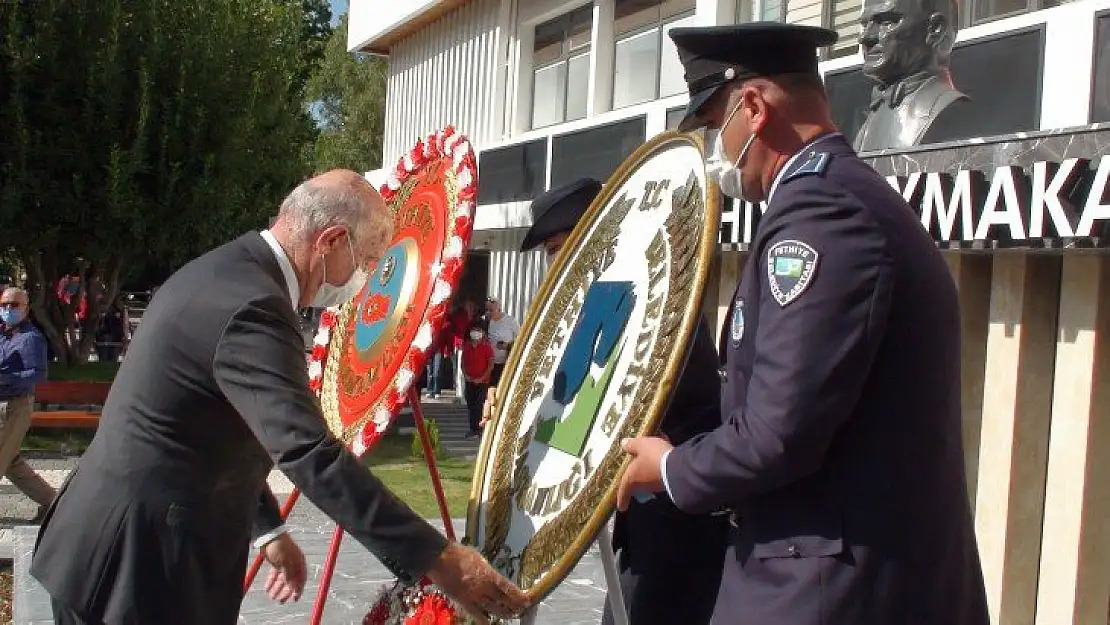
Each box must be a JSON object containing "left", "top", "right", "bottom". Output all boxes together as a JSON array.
[{"left": 859, "top": 0, "right": 959, "bottom": 87}]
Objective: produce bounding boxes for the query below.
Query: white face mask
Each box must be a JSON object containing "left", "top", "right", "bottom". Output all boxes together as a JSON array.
[
  {"left": 469, "top": 331, "right": 483, "bottom": 341},
  {"left": 705, "top": 101, "right": 758, "bottom": 201},
  {"left": 312, "top": 236, "right": 368, "bottom": 308}
]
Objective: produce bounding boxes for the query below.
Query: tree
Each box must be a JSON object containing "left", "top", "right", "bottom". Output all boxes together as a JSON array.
[
  {"left": 306, "top": 12, "right": 389, "bottom": 174},
  {"left": 0, "top": 0, "right": 319, "bottom": 365}
]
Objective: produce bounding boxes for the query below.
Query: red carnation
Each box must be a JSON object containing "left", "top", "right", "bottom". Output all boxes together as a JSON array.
[
  {"left": 405, "top": 593, "right": 455, "bottom": 625},
  {"left": 320, "top": 310, "right": 337, "bottom": 328},
  {"left": 309, "top": 378, "right": 322, "bottom": 393},
  {"left": 311, "top": 344, "right": 327, "bottom": 360},
  {"left": 363, "top": 597, "right": 392, "bottom": 625}
]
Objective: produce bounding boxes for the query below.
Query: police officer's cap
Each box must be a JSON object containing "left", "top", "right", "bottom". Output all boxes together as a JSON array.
[
  {"left": 520, "top": 178, "right": 603, "bottom": 252},
  {"left": 669, "top": 22, "right": 837, "bottom": 132}
]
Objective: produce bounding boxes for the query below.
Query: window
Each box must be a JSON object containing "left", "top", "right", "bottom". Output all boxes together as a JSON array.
[
  {"left": 965, "top": 0, "right": 1057, "bottom": 26},
  {"left": 736, "top": 0, "right": 860, "bottom": 60},
  {"left": 612, "top": 0, "right": 696, "bottom": 110},
  {"left": 665, "top": 106, "right": 686, "bottom": 131},
  {"left": 550, "top": 117, "right": 647, "bottom": 188},
  {"left": 476, "top": 140, "right": 549, "bottom": 205},
  {"left": 532, "top": 5, "right": 594, "bottom": 129}
]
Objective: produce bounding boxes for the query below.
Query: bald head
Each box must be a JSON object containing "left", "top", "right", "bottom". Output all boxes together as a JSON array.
[
  {"left": 274, "top": 169, "right": 392, "bottom": 259},
  {"left": 1, "top": 288, "right": 28, "bottom": 308},
  {"left": 270, "top": 169, "right": 394, "bottom": 307}
]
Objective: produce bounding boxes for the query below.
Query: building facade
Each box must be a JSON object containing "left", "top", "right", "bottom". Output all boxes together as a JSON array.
[{"left": 350, "top": 0, "right": 1110, "bottom": 623}]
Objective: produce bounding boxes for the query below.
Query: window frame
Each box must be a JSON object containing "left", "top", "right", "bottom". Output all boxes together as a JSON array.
[
  {"left": 610, "top": 2, "right": 696, "bottom": 110},
  {"left": 531, "top": 4, "right": 596, "bottom": 130}
]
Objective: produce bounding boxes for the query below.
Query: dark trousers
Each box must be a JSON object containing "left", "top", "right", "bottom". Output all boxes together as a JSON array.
[
  {"left": 52, "top": 598, "right": 98, "bottom": 625},
  {"left": 600, "top": 501, "right": 728, "bottom": 625},
  {"left": 490, "top": 363, "right": 505, "bottom": 386},
  {"left": 464, "top": 381, "right": 487, "bottom": 432}
]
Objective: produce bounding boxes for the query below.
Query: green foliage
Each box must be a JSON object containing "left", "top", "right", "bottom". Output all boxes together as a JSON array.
[
  {"left": 306, "top": 12, "right": 388, "bottom": 173},
  {"left": 0, "top": 0, "right": 328, "bottom": 364},
  {"left": 47, "top": 361, "right": 120, "bottom": 382},
  {"left": 411, "top": 418, "right": 447, "bottom": 461}
]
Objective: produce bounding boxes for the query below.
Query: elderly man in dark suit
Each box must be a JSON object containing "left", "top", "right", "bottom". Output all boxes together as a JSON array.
[
  {"left": 617, "top": 23, "right": 989, "bottom": 625},
  {"left": 510, "top": 178, "right": 729, "bottom": 625},
  {"left": 32, "top": 169, "right": 528, "bottom": 625}
]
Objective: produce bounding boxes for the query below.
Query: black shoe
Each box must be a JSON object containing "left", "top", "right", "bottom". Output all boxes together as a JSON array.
[{"left": 465, "top": 430, "right": 480, "bottom": 439}]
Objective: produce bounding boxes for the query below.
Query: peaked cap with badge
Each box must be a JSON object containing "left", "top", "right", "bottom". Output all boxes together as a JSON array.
[
  {"left": 520, "top": 177, "right": 603, "bottom": 252},
  {"left": 668, "top": 22, "right": 837, "bottom": 132},
  {"left": 657, "top": 21, "right": 991, "bottom": 625}
]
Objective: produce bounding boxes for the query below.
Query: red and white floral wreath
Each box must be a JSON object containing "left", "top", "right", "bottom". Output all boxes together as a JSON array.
[
  {"left": 306, "top": 125, "right": 477, "bottom": 456},
  {"left": 304, "top": 127, "right": 482, "bottom": 623}
]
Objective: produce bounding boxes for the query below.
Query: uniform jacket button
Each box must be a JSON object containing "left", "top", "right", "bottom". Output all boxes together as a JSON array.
[{"left": 787, "top": 544, "right": 801, "bottom": 558}]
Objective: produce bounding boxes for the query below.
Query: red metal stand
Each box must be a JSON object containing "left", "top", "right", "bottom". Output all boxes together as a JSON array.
[
  {"left": 245, "top": 387, "right": 458, "bottom": 624},
  {"left": 409, "top": 387, "right": 456, "bottom": 540}
]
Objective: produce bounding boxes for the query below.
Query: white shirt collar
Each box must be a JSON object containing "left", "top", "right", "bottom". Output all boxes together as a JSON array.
[
  {"left": 259, "top": 230, "right": 301, "bottom": 310},
  {"left": 767, "top": 133, "right": 843, "bottom": 202}
]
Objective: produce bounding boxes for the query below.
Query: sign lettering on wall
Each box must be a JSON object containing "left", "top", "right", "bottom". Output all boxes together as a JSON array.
[{"left": 718, "top": 156, "right": 1110, "bottom": 247}]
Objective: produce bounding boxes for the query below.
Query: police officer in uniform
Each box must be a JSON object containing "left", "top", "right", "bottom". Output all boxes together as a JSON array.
[
  {"left": 617, "top": 23, "right": 989, "bottom": 625},
  {"left": 491, "top": 178, "right": 729, "bottom": 624}
]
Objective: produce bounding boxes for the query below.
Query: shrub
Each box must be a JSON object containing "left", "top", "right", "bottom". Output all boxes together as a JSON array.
[{"left": 411, "top": 418, "right": 446, "bottom": 461}]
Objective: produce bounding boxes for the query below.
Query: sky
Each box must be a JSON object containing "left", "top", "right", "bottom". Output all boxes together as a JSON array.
[{"left": 331, "top": 0, "right": 348, "bottom": 25}]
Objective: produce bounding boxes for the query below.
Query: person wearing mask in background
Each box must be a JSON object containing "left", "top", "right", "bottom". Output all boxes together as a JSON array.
[
  {"left": 0, "top": 288, "right": 56, "bottom": 520},
  {"left": 32, "top": 170, "right": 528, "bottom": 625},
  {"left": 483, "top": 297, "right": 518, "bottom": 386},
  {"left": 460, "top": 323, "right": 494, "bottom": 438},
  {"left": 617, "top": 23, "right": 988, "bottom": 625},
  {"left": 485, "top": 178, "right": 729, "bottom": 625}
]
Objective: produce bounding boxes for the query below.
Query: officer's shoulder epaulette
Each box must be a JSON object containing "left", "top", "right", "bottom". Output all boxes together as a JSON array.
[{"left": 781, "top": 149, "right": 832, "bottom": 184}]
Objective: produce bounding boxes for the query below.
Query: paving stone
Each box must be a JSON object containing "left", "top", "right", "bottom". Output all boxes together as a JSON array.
[{"left": 14, "top": 499, "right": 609, "bottom": 624}]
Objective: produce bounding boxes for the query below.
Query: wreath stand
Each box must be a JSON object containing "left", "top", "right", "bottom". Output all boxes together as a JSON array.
[
  {"left": 514, "top": 523, "right": 628, "bottom": 625},
  {"left": 242, "top": 386, "right": 457, "bottom": 625}
]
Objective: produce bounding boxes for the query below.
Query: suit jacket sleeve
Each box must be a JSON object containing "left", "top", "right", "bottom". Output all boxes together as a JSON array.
[
  {"left": 212, "top": 296, "right": 448, "bottom": 580},
  {"left": 251, "top": 486, "right": 284, "bottom": 541},
  {"left": 657, "top": 317, "right": 722, "bottom": 446},
  {"left": 665, "top": 180, "right": 895, "bottom": 513}
]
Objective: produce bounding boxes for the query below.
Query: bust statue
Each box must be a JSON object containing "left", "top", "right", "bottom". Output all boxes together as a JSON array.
[{"left": 853, "top": 0, "right": 969, "bottom": 152}]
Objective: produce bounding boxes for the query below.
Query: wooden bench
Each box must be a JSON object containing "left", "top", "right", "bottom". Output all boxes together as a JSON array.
[{"left": 30, "top": 381, "right": 111, "bottom": 429}]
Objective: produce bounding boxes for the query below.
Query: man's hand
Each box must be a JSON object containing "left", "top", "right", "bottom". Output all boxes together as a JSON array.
[
  {"left": 615, "top": 436, "right": 673, "bottom": 512},
  {"left": 262, "top": 533, "right": 307, "bottom": 605},
  {"left": 427, "top": 542, "right": 530, "bottom": 624},
  {"left": 479, "top": 386, "right": 497, "bottom": 428}
]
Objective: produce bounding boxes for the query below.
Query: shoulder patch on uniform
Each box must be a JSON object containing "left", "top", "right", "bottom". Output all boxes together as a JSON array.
[
  {"left": 766, "top": 240, "right": 819, "bottom": 307},
  {"left": 782, "top": 151, "right": 831, "bottom": 184}
]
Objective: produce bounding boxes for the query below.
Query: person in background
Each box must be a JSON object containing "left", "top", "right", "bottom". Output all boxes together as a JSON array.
[
  {"left": 94, "top": 296, "right": 128, "bottom": 363},
  {"left": 460, "top": 322, "right": 494, "bottom": 438},
  {"left": 483, "top": 297, "right": 518, "bottom": 386},
  {"left": 449, "top": 300, "right": 475, "bottom": 399},
  {"left": 0, "top": 288, "right": 57, "bottom": 520}
]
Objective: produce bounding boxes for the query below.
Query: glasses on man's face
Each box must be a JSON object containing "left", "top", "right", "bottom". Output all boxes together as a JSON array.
[{"left": 0, "top": 302, "right": 24, "bottom": 309}]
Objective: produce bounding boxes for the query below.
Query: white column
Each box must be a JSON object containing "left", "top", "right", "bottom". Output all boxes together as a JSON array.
[
  {"left": 975, "top": 254, "right": 1059, "bottom": 625},
  {"left": 695, "top": 0, "right": 735, "bottom": 26},
  {"left": 1035, "top": 255, "right": 1110, "bottom": 625},
  {"left": 588, "top": 0, "right": 616, "bottom": 117},
  {"left": 1039, "top": 1, "right": 1096, "bottom": 130},
  {"left": 512, "top": 24, "right": 534, "bottom": 137}
]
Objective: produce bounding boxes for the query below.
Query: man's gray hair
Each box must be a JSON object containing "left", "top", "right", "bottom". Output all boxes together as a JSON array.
[
  {"left": 278, "top": 180, "right": 368, "bottom": 242},
  {"left": 2, "top": 287, "right": 28, "bottom": 301}
]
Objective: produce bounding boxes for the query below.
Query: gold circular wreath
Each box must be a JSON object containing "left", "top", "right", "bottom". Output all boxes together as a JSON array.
[{"left": 465, "top": 130, "right": 720, "bottom": 602}]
